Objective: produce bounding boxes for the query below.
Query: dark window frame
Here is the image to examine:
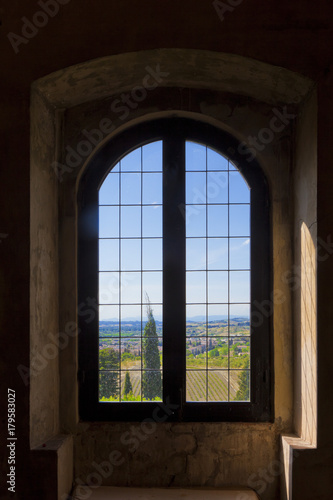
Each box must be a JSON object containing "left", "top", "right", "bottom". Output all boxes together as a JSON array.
[{"left": 78, "top": 117, "right": 273, "bottom": 422}]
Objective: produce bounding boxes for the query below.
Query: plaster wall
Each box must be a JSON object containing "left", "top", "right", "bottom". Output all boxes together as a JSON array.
[{"left": 30, "top": 91, "right": 60, "bottom": 449}]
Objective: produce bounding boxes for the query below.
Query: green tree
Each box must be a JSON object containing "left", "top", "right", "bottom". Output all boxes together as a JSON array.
[
  {"left": 209, "top": 347, "right": 220, "bottom": 357},
  {"left": 99, "top": 347, "right": 119, "bottom": 399},
  {"left": 235, "top": 358, "right": 250, "bottom": 401},
  {"left": 124, "top": 371, "right": 133, "bottom": 396},
  {"left": 142, "top": 296, "right": 162, "bottom": 400}
]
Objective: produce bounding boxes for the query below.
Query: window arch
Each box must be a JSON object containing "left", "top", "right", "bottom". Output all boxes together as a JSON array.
[{"left": 78, "top": 117, "right": 272, "bottom": 422}]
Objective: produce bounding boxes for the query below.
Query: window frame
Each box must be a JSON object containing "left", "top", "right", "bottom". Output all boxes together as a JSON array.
[{"left": 78, "top": 117, "right": 273, "bottom": 422}]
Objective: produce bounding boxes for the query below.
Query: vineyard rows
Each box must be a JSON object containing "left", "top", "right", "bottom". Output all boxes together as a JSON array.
[
  {"left": 112, "top": 367, "right": 242, "bottom": 402},
  {"left": 186, "top": 370, "right": 232, "bottom": 401}
]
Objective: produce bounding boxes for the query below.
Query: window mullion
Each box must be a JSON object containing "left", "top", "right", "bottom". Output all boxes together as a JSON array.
[{"left": 163, "top": 132, "right": 186, "bottom": 416}]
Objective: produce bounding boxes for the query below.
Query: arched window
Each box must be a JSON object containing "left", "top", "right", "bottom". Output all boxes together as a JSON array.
[{"left": 78, "top": 117, "right": 272, "bottom": 422}]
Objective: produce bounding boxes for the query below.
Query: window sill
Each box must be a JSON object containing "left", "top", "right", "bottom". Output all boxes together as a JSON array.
[{"left": 72, "top": 486, "right": 259, "bottom": 500}]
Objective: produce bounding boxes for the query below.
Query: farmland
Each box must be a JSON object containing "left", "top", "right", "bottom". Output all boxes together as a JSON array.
[{"left": 99, "top": 317, "right": 250, "bottom": 402}]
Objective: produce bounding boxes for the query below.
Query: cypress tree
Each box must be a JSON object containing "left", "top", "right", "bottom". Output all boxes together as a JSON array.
[
  {"left": 99, "top": 347, "right": 119, "bottom": 399},
  {"left": 124, "top": 371, "right": 133, "bottom": 396},
  {"left": 142, "top": 296, "right": 162, "bottom": 400}
]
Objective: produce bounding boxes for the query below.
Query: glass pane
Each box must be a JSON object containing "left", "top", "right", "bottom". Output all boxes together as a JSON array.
[
  {"left": 99, "top": 339, "right": 120, "bottom": 353},
  {"left": 99, "top": 307, "right": 119, "bottom": 335},
  {"left": 229, "top": 315, "right": 250, "bottom": 336},
  {"left": 207, "top": 205, "right": 228, "bottom": 237},
  {"left": 229, "top": 205, "right": 250, "bottom": 237},
  {"left": 142, "top": 239, "right": 162, "bottom": 271},
  {"left": 99, "top": 239, "right": 119, "bottom": 271},
  {"left": 142, "top": 271, "right": 162, "bottom": 303},
  {"left": 142, "top": 304, "right": 163, "bottom": 330},
  {"left": 208, "top": 371, "right": 228, "bottom": 401},
  {"left": 121, "top": 148, "right": 141, "bottom": 171},
  {"left": 121, "top": 371, "right": 141, "bottom": 401},
  {"left": 186, "top": 172, "right": 206, "bottom": 204},
  {"left": 121, "top": 173, "right": 141, "bottom": 205},
  {"left": 229, "top": 238, "right": 250, "bottom": 269},
  {"left": 207, "top": 271, "right": 228, "bottom": 303},
  {"left": 142, "top": 371, "right": 162, "bottom": 401},
  {"left": 230, "top": 370, "right": 250, "bottom": 401},
  {"left": 186, "top": 339, "right": 207, "bottom": 369},
  {"left": 186, "top": 142, "right": 206, "bottom": 171},
  {"left": 142, "top": 206, "right": 162, "bottom": 237},
  {"left": 186, "top": 271, "right": 206, "bottom": 303},
  {"left": 99, "top": 340, "right": 120, "bottom": 370},
  {"left": 99, "top": 206, "right": 119, "bottom": 238},
  {"left": 230, "top": 304, "right": 250, "bottom": 330},
  {"left": 186, "top": 371, "right": 207, "bottom": 402},
  {"left": 208, "top": 304, "right": 228, "bottom": 322},
  {"left": 121, "top": 339, "right": 142, "bottom": 370},
  {"left": 121, "top": 272, "right": 141, "bottom": 304},
  {"left": 208, "top": 305, "right": 228, "bottom": 335},
  {"left": 120, "top": 306, "right": 141, "bottom": 336},
  {"left": 121, "top": 239, "right": 141, "bottom": 271},
  {"left": 186, "top": 304, "right": 206, "bottom": 337},
  {"left": 186, "top": 322, "right": 206, "bottom": 338},
  {"left": 186, "top": 238, "right": 206, "bottom": 270},
  {"left": 229, "top": 171, "right": 250, "bottom": 203},
  {"left": 99, "top": 272, "right": 120, "bottom": 304},
  {"left": 143, "top": 141, "right": 162, "bottom": 172},
  {"left": 121, "top": 206, "right": 141, "bottom": 237},
  {"left": 207, "top": 148, "right": 228, "bottom": 171},
  {"left": 186, "top": 205, "right": 206, "bottom": 237},
  {"left": 207, "top": 171, "right": 228, "bottom": 204},
  {"left": 229, "top": 337, "right": 250, "bottom": 369},
  {"left": 98, "top": 144, "right": 164, "bottom": 405},
  {"left": 230, "top": 271, "right": 250, "bottom": 303},
  {"left": 142, "top": 173, "right": 162, "bottom": 204},
  {"left": 207, "top": 238, "right": 228, "bottom": 270},
  {"left": 99, "top": 171, "right": 119, "bottom": 205},
  {"left": 99, "top": 371, "right": 120, "bottom": 401},
  {"left": 208, "top": 338, "right": 228, "bottom": 368}
]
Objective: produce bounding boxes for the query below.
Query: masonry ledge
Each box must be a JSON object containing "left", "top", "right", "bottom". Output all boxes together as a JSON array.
[
  {"left": 281, "top": 434, "right": 317, "bottom": 500},
  {"left": 281, "top": 434, "right": 316, "bottom": 451},
  {"left": 31, "top": 434, "right": 73, "bottom": 500},
  {"left": 72, "top": 486, "right": 259, "bottom": 500},
  {"left": 32, "top": 434, "right": 73, "bottom": 453}
]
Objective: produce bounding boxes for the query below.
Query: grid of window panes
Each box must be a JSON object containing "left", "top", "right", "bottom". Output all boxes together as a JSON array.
[
  {"left": 185, "top": 142, "right": 251, "bottom": 402},
  {"left": 98, "top": 141, "right": 163, "bottom": 402}
]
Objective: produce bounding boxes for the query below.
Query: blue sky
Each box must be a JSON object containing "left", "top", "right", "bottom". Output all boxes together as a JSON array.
[{"left": 99, "top": 141, "right": 250, "bottom": 321}]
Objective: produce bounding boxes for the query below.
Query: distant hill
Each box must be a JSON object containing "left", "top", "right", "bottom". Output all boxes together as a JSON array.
[{"left": 100, "top": 315, "right": 249, "bottom": 324}]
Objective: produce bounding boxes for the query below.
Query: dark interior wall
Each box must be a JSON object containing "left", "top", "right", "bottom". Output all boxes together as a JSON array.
[{"left": 1, "top": 1, "right": 333, "bottom": 499}]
